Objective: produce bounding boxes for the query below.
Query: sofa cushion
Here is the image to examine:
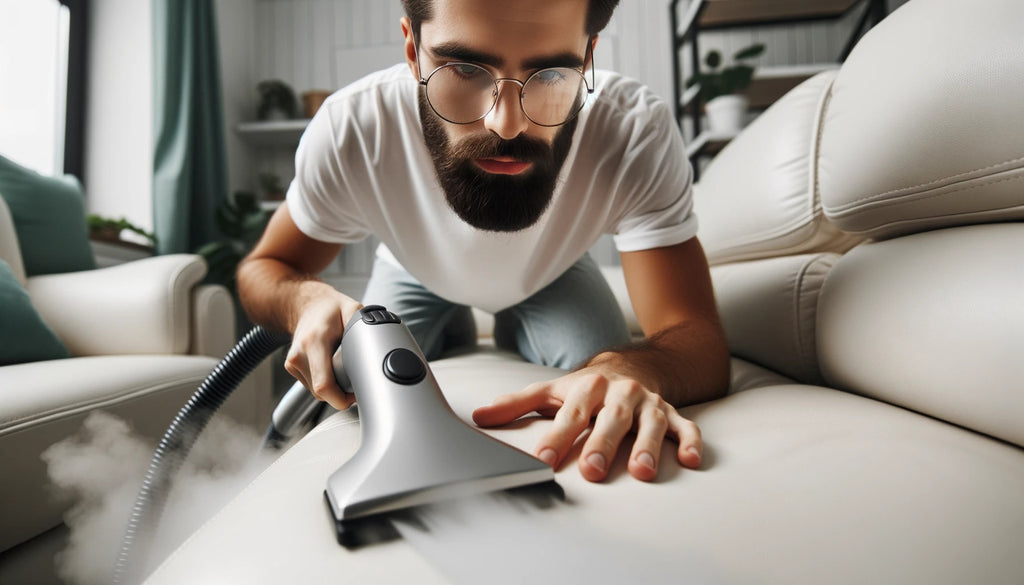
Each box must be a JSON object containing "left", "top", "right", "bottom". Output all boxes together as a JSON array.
[
  {"left": 0, "top": 260, "right": 70, "bottom": 365},
  {"left": 818, "top": 223, "right": 1024, "bottom": 448},
  {"left": 693, "top": 71, "right": 860, "bottom": 265},
  {"left": 711, "top": 253, "right": 837, "bottom": 385},
  {"left": 0, "top": 155, "right": 96, "bottom": 276},
  {"left": 817, "top": 0, "right": 1024, "bottom": 239}
]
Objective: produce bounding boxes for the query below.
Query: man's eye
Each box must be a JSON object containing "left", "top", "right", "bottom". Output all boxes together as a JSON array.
[
  {"left": 452, "top": 64, "right": 485, "bottom": 79},
  {"left": 534, "top": 68, "right": 568, "bottom": 85}
]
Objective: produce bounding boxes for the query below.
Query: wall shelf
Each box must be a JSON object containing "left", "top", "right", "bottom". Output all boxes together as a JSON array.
[{"left": 235, "top": 119, "right": 309, "bottom": 147}]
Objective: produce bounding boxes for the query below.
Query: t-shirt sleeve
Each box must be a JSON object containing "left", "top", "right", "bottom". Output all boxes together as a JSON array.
[
  {"left": 286, "top": 95, "right": 373, "bottom": 244},
  {"left": 609, "top": 95, "right": 698, "bottom": 253}
]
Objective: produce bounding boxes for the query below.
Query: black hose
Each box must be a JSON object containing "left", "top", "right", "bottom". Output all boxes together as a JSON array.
[{"left": 112, "top": 325, "right": 290, "bottom": 585}]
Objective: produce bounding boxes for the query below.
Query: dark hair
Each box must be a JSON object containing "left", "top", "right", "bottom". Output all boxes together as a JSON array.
[{"left": 401, "top": 0, "right": 619, "bottom": 37}]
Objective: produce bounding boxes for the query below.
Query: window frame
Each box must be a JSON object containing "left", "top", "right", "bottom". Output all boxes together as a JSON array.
[{"left": 59, "top": 0, "right": 87, "bottom": 181}]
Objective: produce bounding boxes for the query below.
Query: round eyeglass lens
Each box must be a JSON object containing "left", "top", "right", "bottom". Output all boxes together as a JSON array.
[
  {"left": 424, "top": 63, "right": 496, "bottom": 124},
  {"left": 521, "top": 68, "right": 588, "bottom": 126}
]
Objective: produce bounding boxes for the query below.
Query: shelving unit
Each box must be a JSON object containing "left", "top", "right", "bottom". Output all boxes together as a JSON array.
[
  {"left": 670, "top": 0, "right": 887, "bottom": 179},
  {"left": 234, "top": 116, "right": 377, "bottom": 299}
]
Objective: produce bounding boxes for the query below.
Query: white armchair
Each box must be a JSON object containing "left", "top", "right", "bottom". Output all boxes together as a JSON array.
[{"left": 0, "top": 195, "right": 275, "bottom": 565}]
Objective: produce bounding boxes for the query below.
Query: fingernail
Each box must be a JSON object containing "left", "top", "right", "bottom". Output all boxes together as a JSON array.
[
  {"left": 538, "top": 448, "right": 558, "bottom": 467},
  {"left": 586, "top": 452, "right": 607, "bottom": 473},
  {"left": 687, "top": 446, "right": 702, "bottom": 460},
  {"left": 637, "top": 451, "right": 655, "bottom": 470}
]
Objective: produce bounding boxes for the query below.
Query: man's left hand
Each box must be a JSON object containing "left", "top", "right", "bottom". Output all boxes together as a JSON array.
[{"left": 472, "top": 365, "right": 703, "bottom": 482}]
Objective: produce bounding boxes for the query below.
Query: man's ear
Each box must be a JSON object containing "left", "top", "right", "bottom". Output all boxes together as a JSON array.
[{"left": 400, "top": 17, "right": 420, "bottom": 80}]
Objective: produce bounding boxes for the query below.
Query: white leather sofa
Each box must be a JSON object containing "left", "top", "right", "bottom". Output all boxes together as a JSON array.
[
  {"left": 0, "top": 195, "right": 275, "bottom": 580},
  {"left": 142, "top": 0, "right": 1021, "bottom": 583}
]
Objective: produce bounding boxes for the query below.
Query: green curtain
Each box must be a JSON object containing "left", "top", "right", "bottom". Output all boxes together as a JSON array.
[{"left": 152, "top": 0, "right": 227, "bottom": 255}]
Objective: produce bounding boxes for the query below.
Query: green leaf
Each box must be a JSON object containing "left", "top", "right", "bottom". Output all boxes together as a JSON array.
[
  {"left": 720, "top": 65, "right": 754, "bottom": 95},
  {"left": 704, "top": 50, "right": 722, "bottom": 70},
  {"left": 733, "top": 43, "right": 765, "bottom": 61}
]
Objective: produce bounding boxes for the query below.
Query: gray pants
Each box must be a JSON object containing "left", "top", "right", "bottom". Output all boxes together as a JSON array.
[{"left": 361, "top": 253, "right": 631, "bottom": 370}]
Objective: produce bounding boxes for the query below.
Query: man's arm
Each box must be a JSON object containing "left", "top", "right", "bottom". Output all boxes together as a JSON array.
[
  {"left": 473, "top": 237, "right": 730, "bottom": 482},
  {"left": 596, "top": 236, "right": 730, "bottom": 405},
  {"left": 237, "top": 205, "right": 363, "bottom": 409}
]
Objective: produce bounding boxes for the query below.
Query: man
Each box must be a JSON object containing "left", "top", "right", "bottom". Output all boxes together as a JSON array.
[{"left": 238, "top": 0, "right": 730, "bottom": 483}]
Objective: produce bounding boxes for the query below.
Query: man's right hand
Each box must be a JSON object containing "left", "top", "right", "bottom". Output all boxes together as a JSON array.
[
  {"left": 237, "top": 205, "right": 361, "bottom": 411},
  {"left": 284, "top": 293, "right": 363, "bottom": 411}
]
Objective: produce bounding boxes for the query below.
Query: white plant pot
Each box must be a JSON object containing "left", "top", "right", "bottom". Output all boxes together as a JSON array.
[{"left": 704, "top": 94, "right": 749, "bottom": 137}]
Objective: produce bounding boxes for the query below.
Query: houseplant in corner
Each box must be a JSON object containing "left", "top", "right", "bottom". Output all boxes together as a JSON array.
[
  {"left": 87, "top": 214, "right": 157, "bottom": 248},
  {"left": 686, "top": 43, "right": 766, "bottom": 136},
  {"left": 256, "top": 80, "right": 299, "bottom": 121},
  {"left": 195, "top": 191, "right": 270, "bottom": 294}
]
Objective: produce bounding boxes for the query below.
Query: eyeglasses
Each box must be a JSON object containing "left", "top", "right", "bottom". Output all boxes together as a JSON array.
[{"left": 416, "top": 37, "right": 595, "bottom": 127}]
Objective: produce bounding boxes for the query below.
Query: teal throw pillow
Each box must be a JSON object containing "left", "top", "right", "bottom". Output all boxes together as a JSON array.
[
  {"left": 0, "top": 154, "right": 96, "bottom": 276},
  {"left": 0, "top": 259, "right": 71, "bottom": 365}
]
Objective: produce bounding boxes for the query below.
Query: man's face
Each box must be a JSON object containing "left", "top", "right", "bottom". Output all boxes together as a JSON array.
[{"left": 402, "top": 0, "right": 592, "bottom": 232}]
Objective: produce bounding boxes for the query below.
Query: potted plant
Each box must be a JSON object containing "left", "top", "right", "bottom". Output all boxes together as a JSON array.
[
  {"left": 258, "top": 172, "right": 286, "bottom": 201},
  {"left": 195, "top": 191, "right": 271, "bottom": 294},
  {"left": 256, "top": 80, "right": 299, "bottom": 121},
  {"left": 686, "top": 43, "right": 766, "bottom": 136},
  {"left": 87, "top": 214, "right": 157, "bottom": 248}
]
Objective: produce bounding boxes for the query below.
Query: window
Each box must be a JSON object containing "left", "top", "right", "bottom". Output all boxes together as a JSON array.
[{"left": 0, "top": 0, "right": 73, "bottom": 176}]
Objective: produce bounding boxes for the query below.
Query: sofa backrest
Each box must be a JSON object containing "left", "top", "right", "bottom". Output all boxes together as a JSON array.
[
  {"left": 813, "top": 0, "right": 1024, "bottom": 447},
  {"left": 816, "top": 0, "right": 1024, "bottom": 239},
  {"left": 694, "top": 69, "right": 860, "bottom": 266},
  {"left": 693, "top": 70, "right": 855, "bottom": 384},
  {"left": 692, "top": 0, "right": 1023, "bottom": 446}
]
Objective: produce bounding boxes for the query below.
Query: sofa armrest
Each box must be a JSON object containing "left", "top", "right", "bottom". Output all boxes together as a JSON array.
[
  {"left": 191, "top": 284, "right": 236, "bottom": 358},
  {"left": 26, "top": 254, "right": 207, "bottom": 356}
]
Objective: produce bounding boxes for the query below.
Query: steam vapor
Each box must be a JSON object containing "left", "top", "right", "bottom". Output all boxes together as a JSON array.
[{"left": 42, "top": 411, "right": 277, "bottom": 585}]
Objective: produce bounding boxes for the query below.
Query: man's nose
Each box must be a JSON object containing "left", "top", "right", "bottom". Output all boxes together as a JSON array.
[{"left": 484, "top": 80, "right": 529, "bottom": 140}]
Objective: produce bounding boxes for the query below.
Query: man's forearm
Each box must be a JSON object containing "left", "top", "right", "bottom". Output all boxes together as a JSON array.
[
  {"left": 236, "top": 257, "right": 350, "bottom": 334},
  {"left": 585, "top": 319, "right": 731, "bottom": 407}
]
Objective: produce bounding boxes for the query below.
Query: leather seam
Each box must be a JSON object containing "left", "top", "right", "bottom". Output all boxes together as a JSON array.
[
  {"left": 791, "top": 256, "right": 819, "bottom": 383},
  {"left": 826, "top": 172, "right": 1024, "bottom": 225},
  {"left": 826, "top": 156, "right": 1024, "bottom": 213}
]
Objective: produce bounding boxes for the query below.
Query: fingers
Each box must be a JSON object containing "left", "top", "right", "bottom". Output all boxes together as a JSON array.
[
  {"left": 668, "top": 410, "right": 703, "bottom": 469},
  {"left": 284, "top": 343, "right": 351, "bottom": 411},
  {"left": 478, "top": 368, "right": 706, "bottom": 483},
  {"left": 533, "top": 375, "right": 609, "bottom": 470},
  {"left": 578, "top": 382, "right": 647, "bottom": 482},
  {"left": 624, "top": 396, "right": 671, "bottom": 482},
  {"left": 472, "top": 383, "right": 563, "bottom": 427},
  {"left": 284, "top": 298, "right": 358, "bottom": 411}
]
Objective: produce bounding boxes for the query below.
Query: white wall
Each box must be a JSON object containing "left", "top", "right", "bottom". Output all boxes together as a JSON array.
[
  {"left": 84, "top": 0, "right": 153, "bottom": 234},
  {"left": 218, "top": 0, "right": 258, "bottom": 201}
]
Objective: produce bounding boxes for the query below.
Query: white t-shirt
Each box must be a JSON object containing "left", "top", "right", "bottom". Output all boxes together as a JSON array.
[{"left": 287, "top": 64, "right": 697, "bottom": 313}]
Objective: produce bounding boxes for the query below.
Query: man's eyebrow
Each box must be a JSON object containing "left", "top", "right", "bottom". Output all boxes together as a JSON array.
[
  {"left": 428, "top": 42, "right": 585, "bottom": 71},
  {"left": 429, "top": 42, "right": 503, "bottom": 67},
  {"left": 522, "top": 51, "right": 586, "bottom": 71}
]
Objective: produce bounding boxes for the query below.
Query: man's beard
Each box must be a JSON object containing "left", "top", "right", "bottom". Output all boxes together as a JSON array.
[{"left": 418, "top": 91, "right": 577, "bottom": 232}]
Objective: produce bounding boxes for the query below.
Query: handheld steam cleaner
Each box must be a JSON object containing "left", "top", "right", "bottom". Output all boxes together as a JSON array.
[{"left": 112, "top": 305, "right": 561, "bottom": 584}]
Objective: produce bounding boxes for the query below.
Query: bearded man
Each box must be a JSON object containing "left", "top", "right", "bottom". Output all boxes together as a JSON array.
[{"left": 237, "top": 0, "right": 730, "bottom": 483}]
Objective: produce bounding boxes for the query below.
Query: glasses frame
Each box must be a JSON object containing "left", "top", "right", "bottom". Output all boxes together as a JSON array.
[{"left": 415, "top": 34, "right": 596, "bottom": 127}]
